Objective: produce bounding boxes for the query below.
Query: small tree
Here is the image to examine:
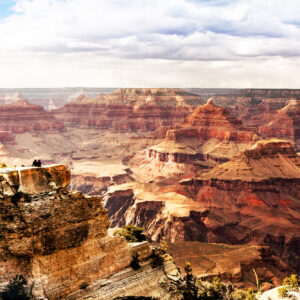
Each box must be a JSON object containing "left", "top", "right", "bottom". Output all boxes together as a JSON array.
[
  {"left": 130, "top": 253, "right": 141, "bottom": 270},
  {"left": 278, "top": 274, "right": 299, "bottom": 298},
  {"left": 114, "top": 224, "right": 146, "bottom": 243},
  {"left": 1, "top": 275, "right": 31, "bottom": 300}
]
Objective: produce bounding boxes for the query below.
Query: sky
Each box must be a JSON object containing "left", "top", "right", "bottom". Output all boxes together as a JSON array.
[{"left": 0, "top": 0, "right": 300, "bottom": 88}]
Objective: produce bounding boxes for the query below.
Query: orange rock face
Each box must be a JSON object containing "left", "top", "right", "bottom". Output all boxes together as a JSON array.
[
  {"left": 0, "top": 165, "right": 135, "bottom": 299},
  {"left": 53, "top": 88, "right": 204, "bottom": 132},
  {"left": 179, "top": 139, "right": 300, "bottom": 273},
  {"left": 106, "top": 140, "right": 300, "bottom": 275},
  {"left": 129, "top": 100, "right": 258, "bottom": 179},
  {"left": 0, "top": 98, "right": 65, "bottom": 134},
  {"left": 258, "top": 100, "right": 300, "bottom": 147},
  {"left": 210, "top": 91, "right": 300, "bottom": 148}
]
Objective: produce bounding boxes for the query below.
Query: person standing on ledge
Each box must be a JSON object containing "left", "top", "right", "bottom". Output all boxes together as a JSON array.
[{"left": 32, "top": 159, "right": 37, "bottom": 167}]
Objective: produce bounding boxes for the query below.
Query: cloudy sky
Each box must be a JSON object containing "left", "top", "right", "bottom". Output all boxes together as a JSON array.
[{"left": 0, "top": 0, "right": 300, "bottom": 88}]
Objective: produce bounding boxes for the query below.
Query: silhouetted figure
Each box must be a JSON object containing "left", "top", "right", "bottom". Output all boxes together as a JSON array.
[
  {"left": 37, "top": 160, "right": 42, "bottom": 167},
  {"left": 32, "top": 160, "right": 37, "bottom": 167}
]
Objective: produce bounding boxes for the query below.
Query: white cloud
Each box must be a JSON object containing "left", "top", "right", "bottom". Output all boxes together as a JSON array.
[{"left": 0, "top": 0, "right": 300, "bottom": 87}]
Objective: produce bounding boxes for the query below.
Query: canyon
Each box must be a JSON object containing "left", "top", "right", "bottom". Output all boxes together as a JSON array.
[
  {"left": 0, "top": 88, "right": 300, "bottom": 298},
  {"left": 53, "top": 88, "right": 204, "bottom": 132},
  {"left": 129, "top": 99, "right": 258, "bottom": 179},
  {"left": 0, "top": 164, "right": 180, "bottom": 299},
  {"left": 0, "top": 96, "right": 65, "bottom": 135},
  {"left": 104, "top": 139, "right": 300, "bottom": 281}
]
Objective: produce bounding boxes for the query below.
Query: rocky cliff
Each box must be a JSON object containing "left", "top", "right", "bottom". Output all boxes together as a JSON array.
[
  {"left": 105, "top": 140, "right": 300, "bottom": 274},
  {"left": 53, "top": 88, "right": 204, "bottom": 132},
  {"left": 0, "top": 164, "right": 158, "bottom": 299},
  {"left": 0, "top": 97, "right": 65, "bottom": 134},
  {"left": 0, "top": 131, "right": 14, "bottom": 143},
  {"left": 128, "top": 100, "right": 258, "bottom": 179},
  {"left": 179, "top": 139, "right": 300, "bottom": 273},
  {"left": 169, "top": 242, "right": 291, "bottom": 287},
  {"left": 258, "top": 100, "right": 300, "bottom": 147}
]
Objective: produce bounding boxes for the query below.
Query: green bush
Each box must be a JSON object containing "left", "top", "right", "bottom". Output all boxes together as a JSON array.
[{"left": 114, "top": 224, "right": 146, "bottom": 243}]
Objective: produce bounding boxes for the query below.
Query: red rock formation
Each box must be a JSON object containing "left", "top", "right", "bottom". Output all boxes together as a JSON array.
[
  {"left": 129, "top": 100, "right": 258, "bottom": 179},
  {"left": 105, "top": 140, "right": 300, "bottom": 274},
  {"left": 210, "top": 93, "right": 291, "bottom": 130},
  {"left": 258, "top": 100, "right": 300, "bottom": 147},
  {"left": 0, "top": 97, "right": 65, "bottom": 134},
  {"left": 169, "top": 242, "right": 291, "bottom": 287},
  {"left": 179, "top": 139, "right": 300, "bottom": 273},
  {"left": 0, "top": 131, "right": 14, "bottom": 143},
  {"left": 53, "top": 88, "right": 204, "bottom": 132}
]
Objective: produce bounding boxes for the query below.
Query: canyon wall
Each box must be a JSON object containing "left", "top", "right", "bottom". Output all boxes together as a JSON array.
[
  {"left": 0, "top": 165, "right": 145, "bottom": 299},
  {"left": 105, "top": 140, "right": 300, "bottom": 274},
  {"left": 53, "top": 88, "right": 204, "bottom": 132},
  {"left": 0, "top": 98, "right": 65, "bottom": 135},
  {"left": 128, "top": 100, "right": 258, "bottom": 179}
]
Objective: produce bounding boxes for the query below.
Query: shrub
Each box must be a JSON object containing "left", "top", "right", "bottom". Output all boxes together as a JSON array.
[
  {"left": 1, "top": 275, "right": 31, "bottom": 300},
  {"left": 278, "top": 274, "right": 300, "bottom": 298},
  {"left": 282, "top": 274, "right": 299, "bottom": 289},
  {"left": 114, "top": 224, "right": 146, "bottom": 243},
  {"left": 278, "top": 286, "right": 288, "bottom": 298},
  {"left": 150, "top": 248, "right": 164, "bottom": 268},
  {"left": 130, "top": 253, "right": 141, "bottom": 270}
]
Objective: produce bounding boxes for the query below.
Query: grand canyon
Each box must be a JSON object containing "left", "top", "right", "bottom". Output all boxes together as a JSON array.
[{"left": 0, "top": 88, "right": 299, "bottom": 299}]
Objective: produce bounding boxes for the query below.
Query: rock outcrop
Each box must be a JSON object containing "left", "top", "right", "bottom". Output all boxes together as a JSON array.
[
  {"left": 0, "top": 131, "right": 14, "bottom": 143},
  {"left": 258, "top": 100, "right": 300, "bottom": 147},
  {"left": 105, "top": 140, "right": 300, "bottom": 274},
  {"left": 0, "top": 97, "right": 65, "bottom": 134},
  {"left": 169, "top": 242, "right": 291, "bottom": 287},
  {"left": 129, "top": 100, "right": 258, "bottom": 179},
  {"left": 53, "top": 88, "right": 204, "bottom": 132},
  {"left": 66, "top": 258, "right": 179, "bottom": 300},
  {"left": 70, "top": 169, "right": 135, "bottom": 195},
  {"left": 0, "top": 164, "right": 152, "bottom": 299},
  {"left": 209, "top": 92, "right": 300, "bottom": 138},
  {"left": 179, "top": 139, "right": 300, "bottom": 273}
]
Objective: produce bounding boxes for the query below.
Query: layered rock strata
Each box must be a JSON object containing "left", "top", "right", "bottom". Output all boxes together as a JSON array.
[
  {"left": 179, "top": 139, "right": 300, "bottom": 272},
  {"left": 53, "top": 88, "right": 204, "bottom": 132},
  {"left": 0, "top": 131, "right": 14, "bottom": 143},
  {"left": 0, "top": 97, "right": 65, "bottom": 134},
  {"left": 66, "top": 259, "right": 179, "bottom": 300},
  {"left": 258, "top": 100, "right": 300, "bottom": 147},
  {"left": 0, "top": 164, "right": 147, "bottom": 299},
  {"left": 169, "top": 242, "right": 291, "bottom": 287},
  {"left": 105, "top": 140, "right": 300, "bottom": 274},
  {"left": 129, "top": 100, "right": 258, "bottom": 179},
  {"left": 70, "top": 169, "right": 135, "bottom": 195}
]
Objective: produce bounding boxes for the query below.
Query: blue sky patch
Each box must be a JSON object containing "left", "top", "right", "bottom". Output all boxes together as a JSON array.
[{"left": 0, "top": 0, "right": 14, "bottom": 19}]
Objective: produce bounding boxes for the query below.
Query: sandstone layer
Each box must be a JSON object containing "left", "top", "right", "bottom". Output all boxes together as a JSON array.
[
  {"left": 0, "top": 164, "right": 144, "bottom": 299},
  {"left": 0, "top": 97, "right": 65, "bottom": 134},
  {"left": 258, "top": 100, "right": 300, "bottom": 147},
  {"left": 168, "top": 242, "right": 291, "bottom": 287},
  {"left": 179, "top": 139, "right": 300, "bottom": 273},
  {"left": 129, "top": 100, "right": 258, "bottom": 179},
  {"left": 105, "top": 140, "right": 300, "bottom": 274},
  {"left": 53, "top": 88, "right": 204, "bottom": 132}
]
